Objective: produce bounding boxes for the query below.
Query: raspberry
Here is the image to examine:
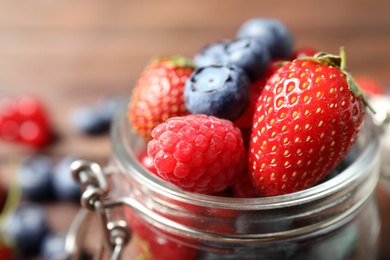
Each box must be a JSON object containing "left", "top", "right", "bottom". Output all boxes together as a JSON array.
[
  {"left": 0, "top": 95, "right": 51, "bottom": 148},
  {"left": 147, "top": 115, "right": 246, "bottom": 194}
]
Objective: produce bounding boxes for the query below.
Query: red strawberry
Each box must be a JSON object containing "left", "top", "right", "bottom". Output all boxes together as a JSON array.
[
  {"left": 129, "top": 56, "right": 195, "bottom": 141},
  {"left": 234, "top": 59, "right": 286, "bottom": 136},
  {"left": 355, "top": 76, "right": 386, "bottom": 96},
  {"left": 0, "top": 95, "right": 51, "bottom": 148},
  {"left": 147, "top": 114, "right": 246, "bottom": 194},
  {"left": 249, "top": 48, "right": 369, "bottom": 196},
  {"left": 234, "top": 60, "right": 285, "bottom": 147}
]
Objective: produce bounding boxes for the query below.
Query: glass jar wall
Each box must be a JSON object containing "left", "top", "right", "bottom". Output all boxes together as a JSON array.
[{"left": 102, "top": 108, "right": 382, "bottom": 260}]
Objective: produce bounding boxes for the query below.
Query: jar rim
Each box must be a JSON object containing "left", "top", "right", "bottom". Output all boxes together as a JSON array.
[{"left": 111, "top": 107, "right": 381, "bottom": 210}]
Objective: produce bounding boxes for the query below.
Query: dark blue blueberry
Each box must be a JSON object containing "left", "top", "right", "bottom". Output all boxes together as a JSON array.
[
  {"left": 184, "top": 64, "right": 251, "bottom": 121},
  {"left": 94, "top": 95, "right": 126, "bottom": 125},
  {"left": 193, "top": 40, "right": 230, "bottom": 68},
  {"left": 225, "top": 38, "right": 271, "bottom": 82},
  {"left": 71, "top": 96, "right": 125, "bottom": 135},
  {"left": 51, "top": 156, "right": 81, "bottom": 201},
  {"left": 194, "top": 38, "right": 271, "bottom": 82},
  {"left": 40, "top": 231, "right": 69, "bottom": 260},
  {"left": 3, "top": 202, "right": 48, "bottom": 255},
  {"left": 236, "top": 18, "right": 294, "bottom": 59},
  {"left": 71, "top": 105, "right": 105, "bottom": 135},
  {"left": 17, "top": 154, "right": 54, "bottom": 201}
]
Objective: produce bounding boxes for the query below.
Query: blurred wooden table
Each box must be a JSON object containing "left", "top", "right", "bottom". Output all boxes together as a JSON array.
[{"left": 0, "top": 0, "right": 389, "bottom": 259}]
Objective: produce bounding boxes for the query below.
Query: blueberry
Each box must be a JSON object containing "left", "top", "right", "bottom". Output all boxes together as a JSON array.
[
  {"left": 17, "top": 154, "right": 54, "bottom": 201},
  {"left": 71, "top": 96, "right": 125, "bottom": 135},
  {"left": 94, "top": 95, "right": 126, "bottom": 126},
  {"left": 40, "top": 231, "right": 69, "bottom": 260},
  {"left": 236, "top": 18, "right": 294, "bottom": 59},
  {"left": 3, "top": 202, "right": 48, "bottom": 255},
  {"left": 193, "top": 40, "right": 230, "bottom": 68},
  {"left": 184, "top": 64, "right": 251, "bottom": 121},
  {"left": 193, "top": 38, "right": 271, "bottom": 82},
  {"left": 225, "top": 38, "right": 271, "bottom": 82},
  {"left": 51, "top": 156, "right": 81, "bottom": 201},
  {"left": 71, "top": 105, "right": 106, "bottom": 135}
]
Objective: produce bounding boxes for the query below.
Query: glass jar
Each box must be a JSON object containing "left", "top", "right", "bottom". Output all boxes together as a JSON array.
[{"left": 69, "top": 107, "right": 382, "bottom": 260}]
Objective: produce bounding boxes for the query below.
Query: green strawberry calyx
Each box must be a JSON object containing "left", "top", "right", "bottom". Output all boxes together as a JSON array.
[
  {"left": 152, "top": 56, "right": 195, "bottom": 69},
  {"left": 297, "top": 47, "right": 375, "bottom": 113}
]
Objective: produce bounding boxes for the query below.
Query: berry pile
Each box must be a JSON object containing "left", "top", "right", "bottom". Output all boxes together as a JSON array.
[
  {"left": 0, "top": 155, "right": 84, "bottom": 259},
  {"left": 0, "top": 92, "right": 122, "bottom": 259},
  {"left": 125, "top": 18, "right": 385, "bottom": 259},
  {"left": 129, "top": 17, "right": 373, "bottom": 198}
]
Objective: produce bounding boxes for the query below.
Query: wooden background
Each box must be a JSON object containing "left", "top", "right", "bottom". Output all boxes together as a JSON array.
[{"left": 0, "top": 0, "right": 389, "bottom": 259}]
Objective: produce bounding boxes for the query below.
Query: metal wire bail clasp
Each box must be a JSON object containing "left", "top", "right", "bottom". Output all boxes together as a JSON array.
[{"left": 70, "top": 160, "right": 131, "bottom": 260}]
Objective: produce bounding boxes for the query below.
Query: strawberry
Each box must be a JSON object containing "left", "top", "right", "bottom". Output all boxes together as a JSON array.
[
  {"left": 0, "top": 95, "right": 51, "bottom": 148},
  {"left": 128, "top": 56, "right": 195, "bottom": 141},
  {"left": 248, "top": 48, "right": 370, "bottom": 196},
  {"left": 234, "top": 59, "right": 285, "bottom": 130}
]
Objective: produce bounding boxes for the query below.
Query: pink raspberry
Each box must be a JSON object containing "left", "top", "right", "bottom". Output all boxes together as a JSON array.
[{"left": 147, "top": 114, "right": 246, "bottom": 194}]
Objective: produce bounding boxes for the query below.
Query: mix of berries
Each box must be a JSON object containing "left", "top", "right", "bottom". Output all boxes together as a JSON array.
[
  {"left": 123, "top": 17, "right": 390, "bottom": 259},
  {"left": 0, "top": 154, "right": 83, "bottom": 259},
  {"left": 126, "top": 17, "right": 383, "bottom": 259},
  {"left": 0, "top": 16, "right": 385, "bottom": 260},
  {"left": 129, "top": 18, "right": 372, "bottom": 198},
  {"left": 0, "top": 90, "right": 123, "bottom": 258}
]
